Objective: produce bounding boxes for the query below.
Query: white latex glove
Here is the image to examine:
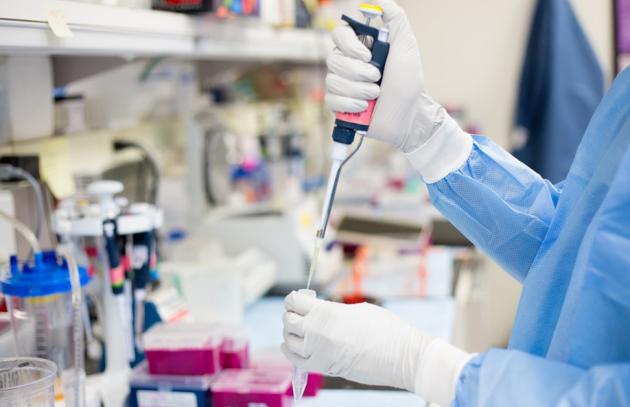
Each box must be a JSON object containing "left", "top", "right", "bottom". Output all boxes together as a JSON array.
[
  {"left": 325, "top": 0, "right": 472, "bottom": 183},
  {"left": 281, "top": 291, "right": 474, "bottom": 406}
]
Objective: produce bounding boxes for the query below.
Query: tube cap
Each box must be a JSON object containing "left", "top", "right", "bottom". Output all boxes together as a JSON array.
[{"left": 1, "top": 251, "right": 91, "bottom": 298}]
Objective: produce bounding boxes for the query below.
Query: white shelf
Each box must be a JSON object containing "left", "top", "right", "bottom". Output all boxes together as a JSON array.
[
  {"left": 195, "top": 21, "right": 331, "bottom": 63},
  {"left": 0, "top": 0, "right": 331, "bottom": 62},
  {"left": 0, "top": 0, "right": 196, "bottom": 56}
]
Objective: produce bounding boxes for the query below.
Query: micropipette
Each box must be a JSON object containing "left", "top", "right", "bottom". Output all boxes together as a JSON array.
[
  {"left": 293, "top": 3, "right": 391, "bottom": 401},
  {"left": 312, "top": 2, "right": 390, "bottom": 262}
]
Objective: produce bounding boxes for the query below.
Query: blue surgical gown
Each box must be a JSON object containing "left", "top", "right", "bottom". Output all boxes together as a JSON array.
[{"left": 428, "top": 68, "right": 630, "bottom": 406}]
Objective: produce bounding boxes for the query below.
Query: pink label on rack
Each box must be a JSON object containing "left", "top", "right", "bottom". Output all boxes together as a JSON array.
[
  {"left": 336, "top": 99, "right": 376, "bottom": 127},
  {"left": 110, "top": 265, "right": 125, "bottom": 285}
]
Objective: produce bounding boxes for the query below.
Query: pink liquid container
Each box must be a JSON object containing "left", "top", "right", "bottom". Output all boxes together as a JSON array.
[
  {"left": 143, "top": 323, "right": 222, "bottom": 376},
  {"left": 211, "top": 369, "right": 293, "bottom": 407}
]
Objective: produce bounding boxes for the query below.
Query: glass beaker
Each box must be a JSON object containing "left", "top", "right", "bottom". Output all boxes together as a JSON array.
[{"left": 0, "top": 357, "right": 57, "bottom": 407}]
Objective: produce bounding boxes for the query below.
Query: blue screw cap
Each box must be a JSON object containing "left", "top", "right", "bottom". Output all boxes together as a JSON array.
[{"left": 1, "top": 251, "right": 91, "bottom": 298}]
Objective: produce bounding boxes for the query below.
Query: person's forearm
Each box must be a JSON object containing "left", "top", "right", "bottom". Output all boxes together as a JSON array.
[{"left": 406, "top": 126, "right": 561, "bottom": 282}]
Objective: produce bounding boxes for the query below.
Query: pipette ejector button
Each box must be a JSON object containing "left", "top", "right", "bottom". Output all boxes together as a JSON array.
[
  {"left": 359, "top": 3, "right": 384, "bottom": 18},
  {"left": 332, "top": 126, "right": 357, "bottom": 145}
]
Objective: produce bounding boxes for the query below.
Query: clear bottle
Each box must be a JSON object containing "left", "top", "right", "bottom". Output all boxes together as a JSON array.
[{"left": 1, "top": 252, "right": 91, "bottom": 406}]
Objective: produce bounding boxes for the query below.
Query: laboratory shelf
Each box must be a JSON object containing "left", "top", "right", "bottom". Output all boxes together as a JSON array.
[
  {"left": 195, "top": 21, "right": 331, "bottom": 63},
  {"left": 0, "top": 0, "right": 331, "bottom": 62},
  {"left": 0, "top": 0, "right": 196, "bottom": 56}
]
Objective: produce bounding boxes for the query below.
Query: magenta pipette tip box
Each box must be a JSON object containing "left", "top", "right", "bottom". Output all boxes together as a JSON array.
[
  {"left": 211, "top": 369, "right": 293, "bottom": 407},
  {"left": 143, "top": 323, "right": 222, "bottom": 376},
  {"left": 143, "top": 322, "right": 252, "bottom": 376},
  {"left": 220, "top": 338, "right": 250, "bottom": 369}
]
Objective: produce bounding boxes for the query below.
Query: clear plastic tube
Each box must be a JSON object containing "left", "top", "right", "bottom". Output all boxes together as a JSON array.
[
  {"left": 0, "top": 165, "right": 45, "bottom": 242},
  {"left": 58, "top": 245, "right": 86, "bottom": 407},
  {"left": 0, "top": 209, "right": 40, "bottom": 256}
]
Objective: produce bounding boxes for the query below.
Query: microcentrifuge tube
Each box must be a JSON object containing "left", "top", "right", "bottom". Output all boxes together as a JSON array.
[
  {"left": 292, "top": 366, "right": 308, "bottom": 400},
  {"left": 292, "top": 289, "right": 316, "bottom": 400}
]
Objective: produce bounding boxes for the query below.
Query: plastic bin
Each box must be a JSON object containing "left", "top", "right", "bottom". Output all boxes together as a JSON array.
[
  {"left": 211, "top": 369, "right": 292, "bottom": 407},
  {"left": 143, "top": 323, "right": 222, "bottom": 376},
  {"left": 129, "top": 363, "right": 214, "bottom": 407},
  {"left": 0, "top": 357, "right": 57, "bottom": 407},
  {"left": 220, "top": 337, "right": 249, "bottom": 369}
]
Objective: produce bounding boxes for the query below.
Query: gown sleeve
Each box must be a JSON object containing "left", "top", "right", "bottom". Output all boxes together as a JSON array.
[
  {"left": 453, "top": 349, "right": 630, "bottom": 407},
  {"left": 421, "top": 136, "right": 561, "bottom": 282}
]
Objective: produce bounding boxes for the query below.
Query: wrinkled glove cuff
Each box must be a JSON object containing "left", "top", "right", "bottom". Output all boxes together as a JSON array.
[
  {"left": 405, "top": 113, "right": 473, "bottom": 184},
  {"left": 415, "top": 338, "right": 475, "bottom": 406}
]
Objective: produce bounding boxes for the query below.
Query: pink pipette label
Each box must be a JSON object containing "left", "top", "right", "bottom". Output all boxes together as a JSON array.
[{"left": 336, "top": 99, "right": 377, "bottom": 128}]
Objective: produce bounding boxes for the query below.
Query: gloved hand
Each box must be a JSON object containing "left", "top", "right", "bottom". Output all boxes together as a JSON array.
[
  {"left": 325, "top": 0, "right": 472, "bottom": 183},
  {"left": 281, "top": 290, "right": 474, "bottom": 406}
]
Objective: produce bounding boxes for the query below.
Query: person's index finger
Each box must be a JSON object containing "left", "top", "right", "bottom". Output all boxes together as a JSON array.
[
  {"left": 327, "top": 52, "right": 381, "bottom": 82},
  {"left": 332, "top": 24, "right": 372, "bottom": 63},
  {"left": 375, "top": 0, "right": 405, "bottom": 24},
  {"left": 283, "top": 311, "right": 305, "bottom": 337},
  {"left": 284, "top": 291, "right": 319, "bottom": 316}
]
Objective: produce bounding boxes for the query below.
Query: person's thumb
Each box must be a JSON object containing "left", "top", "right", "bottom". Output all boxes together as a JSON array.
[{"left": 284, "top": 290, "right": 318, "bottom": 316}]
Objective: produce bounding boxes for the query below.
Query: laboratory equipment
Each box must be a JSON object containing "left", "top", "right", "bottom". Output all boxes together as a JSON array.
[
  {"left": 335, "top": 214, "right": 425, "bottom": 248},
  {"left": 220, "top": 337, "right": 250, "bottom": 369},
  {"left": 152, "top": 0, "right": 260, "bottom": 14},
  {"left": 161, "top": 248, "right": 276, "bottom": 322},
  {"left": 0, "top": 251, "right": 91, "bottom": 404},
  {"left": 0, "top": 56, "right": 54, "bottom": 143},
  {"left": 211, "top": 368, "right": 292, "bottom": 407},
  {"left": 203, "top": 200, "right": 341, "bottom": 288},
  {"left": 314, "top": 4, "right": 390, "bottom": 245},
  {"left": 51, "top": 180, "right": 163, "bottom": 407},
  {"left": 128, "top": 363, "right": 213, "bottom": 407},
  {"left": 143, "top": 322, "right": 223, "bottom": 376},
  {"left": 112, "top": 141, "right": 160, "bottom": 204},
  {"left": 54, "top": 93, "right": 87, "bottom": 135},
  {"left": 0, "top": 357, "right": 57, "bottom": 407},
  {"left": 129, "top": 204, "right": 158, "bottom": 351},
  {"left": 292, "top": 3, "right": 391, "bottom": 400},
  {"left": 89, "top": 181, "right": 135, "bottom": 363},
  {"left": 0, "top": 159, "right": 56, "bottom": 261},
  {"left": 143, "top": 321, "right": 251, "bottom": 375}
]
